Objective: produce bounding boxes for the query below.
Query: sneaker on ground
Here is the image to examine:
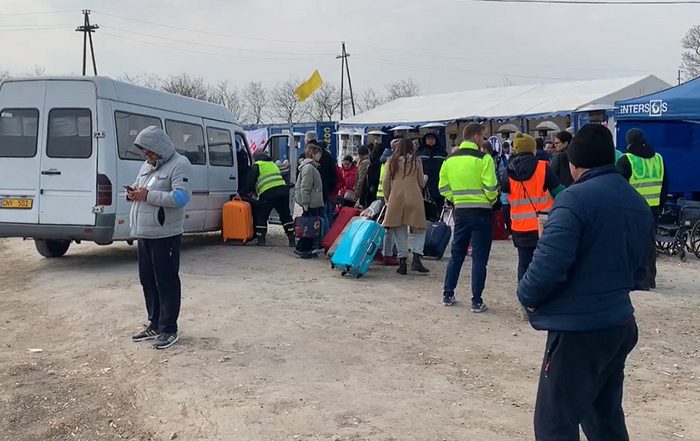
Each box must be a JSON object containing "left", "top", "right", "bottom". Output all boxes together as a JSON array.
[
  {"left": 471, "top": 302, "right": 488, "bottom": 313},
  {"left": 443, "top": 296, "right": 456, "bottom": 306},
  {"left": 132, "top": 325, "right": 159, "bottom": 342},
  {"left": 153, "top": 332, "right": 179, "bottom": 349}
]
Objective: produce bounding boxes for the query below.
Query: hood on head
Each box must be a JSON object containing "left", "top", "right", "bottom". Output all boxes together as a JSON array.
[
  {"left": 298, "top": 157, "right": 317, "bottom": 170},
  {"left": 380, "top": 147, "right": 393, "bottom": 164},
  {"left": 254, "top": 151, "right": 273, "bottom": 162},
  {"left": 421, "top": 133, "right": 440, "bottom": 148},
  {"left": 134, "top": 126, "right": 176, "bottom": 163},
  {"left": 506, "top": 153, "right": 539, "bottom": 181}
]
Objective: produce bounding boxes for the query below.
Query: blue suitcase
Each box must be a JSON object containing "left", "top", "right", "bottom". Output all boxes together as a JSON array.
[
  {"left": 330, "top": 219, "right": 384, "bottom": 278},
  {"left": 423, "top": 208, "right": 452, "bottom": 259}
]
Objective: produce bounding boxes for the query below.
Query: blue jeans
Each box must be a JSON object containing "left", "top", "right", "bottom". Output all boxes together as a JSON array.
[{"left": 443, "top": 210, "right": 493, "bottom": 304}]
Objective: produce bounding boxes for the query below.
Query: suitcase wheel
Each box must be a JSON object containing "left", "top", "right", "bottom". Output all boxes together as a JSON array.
[
  {"left": 341, "top": 271, "right": 347, "bottom": 277},
  {"left": 356, "top": 273, "right": 363, "bottom": 279},
  {"left": 330, "top": 263, "right": 335, "bottom": 269}
]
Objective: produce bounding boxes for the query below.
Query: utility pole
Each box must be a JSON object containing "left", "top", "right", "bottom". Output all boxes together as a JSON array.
[
  {"left": 678, "top": 69, "right": 682, "bottom": 85},
  {"left": 336, "top": 42, "right": 357, "bottom": 119},
  {"left": 76, "top": 9, "right": 99, "bottom": 76}
]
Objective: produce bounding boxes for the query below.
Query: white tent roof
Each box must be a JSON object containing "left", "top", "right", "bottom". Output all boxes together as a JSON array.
[{"left": 340, "top": 75, "right": 670, "bottom": 127}]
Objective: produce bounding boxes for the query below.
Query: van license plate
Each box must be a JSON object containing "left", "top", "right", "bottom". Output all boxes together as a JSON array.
[{"left": 0, "top": 198, "right": 33, "bottom": 209}]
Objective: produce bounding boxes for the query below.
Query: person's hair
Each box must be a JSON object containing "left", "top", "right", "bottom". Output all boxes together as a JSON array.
[
  {"left": 555, "top": 131, "right": 572, "bottom": 144},
  {"left": 342, "top": 155, "right": 353, "bottom": 163},
  {"left": 462, "top": 123, "right": 484, "bottom": 141},
  {"left": 536, "top": 137, "right": 545, "bottom": 150},
  {"left": 369, "top": 142, "right": 384, "bottom": 163},
  {"left": 305, "top": 131, "right": 317, "bottom": 143},
  {"left": 482, "top": 140, "right": 494, "bottom": 154},
  {"left": 304, "top": 143, "right": 322, "bottom": 159},
  {"left": 388, "top": 138, "right": 417, "bottom": 180}
]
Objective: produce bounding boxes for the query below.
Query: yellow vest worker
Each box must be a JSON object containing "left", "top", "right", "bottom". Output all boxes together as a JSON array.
[
  {"left": 249, "top": 152, "right": 295, "bottom": 247},
  {"left": 624, "top": 153, "right": 664, "bottom": 207},
  {"left": 376, "top": 163, "right": 386, "bottom": 199},
  {"left": 439, "top": 123, "right": 498, "bottom": 312}
]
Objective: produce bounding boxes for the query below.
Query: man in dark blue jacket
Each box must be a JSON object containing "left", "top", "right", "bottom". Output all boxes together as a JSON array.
[{"left": 517, "top": 124, "right": 652, "bottom": 441}]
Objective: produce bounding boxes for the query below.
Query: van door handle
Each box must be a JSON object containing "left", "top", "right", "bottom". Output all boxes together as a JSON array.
[
  {"left": 229, "top": 175, "right": 236, "bottom": 180},
  {"left": 41, "top": 169, "right": 61, "bottom": 176}
]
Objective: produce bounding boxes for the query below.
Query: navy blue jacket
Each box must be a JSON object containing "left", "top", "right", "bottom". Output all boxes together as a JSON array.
[{"left": 517, "top": 165, "right": 652, "bottom": 331}]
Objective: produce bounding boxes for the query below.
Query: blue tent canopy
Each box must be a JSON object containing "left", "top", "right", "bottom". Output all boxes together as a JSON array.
[{"left": 614, "top": 78, "right": 700, "bottom": 196}]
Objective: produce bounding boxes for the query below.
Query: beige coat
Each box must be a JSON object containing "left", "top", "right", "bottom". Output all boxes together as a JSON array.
[{"left": 382, "top": 155, "right": 427, "bottom": 228}]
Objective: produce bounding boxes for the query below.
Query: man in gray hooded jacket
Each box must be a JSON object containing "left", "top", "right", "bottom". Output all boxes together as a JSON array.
[{"left": 127, "top": 126, "right": 192, "bottom": 349}]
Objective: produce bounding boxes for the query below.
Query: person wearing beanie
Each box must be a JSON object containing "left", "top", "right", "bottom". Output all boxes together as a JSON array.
[
  {"left": 550, "top": 131, "right": 574, "bottom": 187},
  {"left": 416, "top": 132, "right": 448, "bottom": 221},
  {"left": 617, "top": 128, "right": 667, "bottom": 290},
  {"left": 517, "top": 124, "right": 652, "bottom": 440},
  {"left": 500, "top": 132, "right": 564, "bottom": 318},
  {"left": 354, "top": 146, "right": 371, "bottom": 207},
  {"left": 535, "top": 136, "right": 551, "bottom": 162}
]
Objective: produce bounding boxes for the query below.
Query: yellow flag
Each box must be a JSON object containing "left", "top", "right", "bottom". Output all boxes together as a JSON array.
[{"left": 294, "top": 70, "right": 323, "bottom": 101}]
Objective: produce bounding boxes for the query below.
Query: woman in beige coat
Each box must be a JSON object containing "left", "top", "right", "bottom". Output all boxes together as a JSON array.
[{"left": 383, "top": 138, "right": 429, "bottom": 275}]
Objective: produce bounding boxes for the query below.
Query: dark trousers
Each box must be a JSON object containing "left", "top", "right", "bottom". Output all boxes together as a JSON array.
[
  {"left": 641, "top": 207, "right": 660, "bottom": 289},
  {"left": 502, "top": 204, "right": 512, "bottom": 233},
  {"left": 517, "top": 246, "right": 536, "bottom": 281},
  {"left": 534, "top": 319, "right": 639, "bottom": 441},
  {"left": 295, "top": 207, "right": 322, "bottom": 255},
  {"left": 137, "top": 235, "right": 182, "bottom": 334},
  {"left": 253, "top": 189, "right": 294, "bottom": 238},
  {"left": 443, "top": 210, "right": 493, "bottom": 304}
]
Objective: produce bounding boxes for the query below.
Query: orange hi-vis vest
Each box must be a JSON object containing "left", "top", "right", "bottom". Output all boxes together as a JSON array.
[{"left": 508, "top": 160, "right": 553, "bottom": 232}]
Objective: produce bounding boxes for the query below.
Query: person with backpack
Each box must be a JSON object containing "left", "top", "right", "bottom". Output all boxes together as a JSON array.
[{"left": 500, "top": 133, "right": 564, "bottom": 287}]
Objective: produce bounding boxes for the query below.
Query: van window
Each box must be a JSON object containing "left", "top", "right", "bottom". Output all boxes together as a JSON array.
[
  {"left": 115, "top": 111, "right": 162, "bottom": 160},
  {"left": 0, "top": 108, "right": 39, "bottom": 157},
  {"left": 235, "top": 133, "right": 253, "bottom": 168},
  {"left": 207, "top": 127, "right": 234, "bottom": 167},
  {"left": 165, "top": 120, "right": 205, "bottom": 165},
  {"left": 46, "top": 108, "right": 92, "bottom": 158}
]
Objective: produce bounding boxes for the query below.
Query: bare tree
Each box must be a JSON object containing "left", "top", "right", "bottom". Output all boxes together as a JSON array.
[
  {"left": 269, "top": 78, "right": 306, "bottom": 124},
  {"left": 307, "top": 82, "right": 342, "bottom": 121},
  {"left": 385, "top": 78, "right": 420, "bottom": 102},
  {"left": 681, "top": 25, "right": 700, "bottom": 80},
  {"left": 161, "top": 73, "right": 208, "bottom": 100},
  {"left": 23, "top": 65, "right": 45, "bottom": 77},
  {"left": 208, "top": 80, "right": 243, "bottom": 121},
  {"left": 118, "top": 73, "right": 163, "bottom": 89},
  {"left": 0, "top": 70, "right": 9, "bottom": 83},
  {"left": 242, "top": 81, "right": 268, "bottom": 125},
  {"left": 357, "top": 88, "right": 386, "bottom": 113}
]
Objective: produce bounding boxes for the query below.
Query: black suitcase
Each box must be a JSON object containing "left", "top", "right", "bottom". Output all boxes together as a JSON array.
[{"left": 423, "top": 207, "right": 452, "bottom": 259}]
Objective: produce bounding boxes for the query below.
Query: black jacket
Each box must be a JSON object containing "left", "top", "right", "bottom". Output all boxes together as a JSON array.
[
  {"left": 416, "top": 134, "right": 448, "bottom": 204},
  {"left": 617, "top": 142, "right": 668, "bottom": 203},
  {"left": 314, "top": 143, "right": 337, "bottom": 201},
  {"left": 517, "top": 166, "right": 652, "bottom": 331},
  {"left": 550, "top": 148, "right": 574, "bottom": 187},
  {"left": 500, "top": 153, "right": 561, "bottom": 248}
]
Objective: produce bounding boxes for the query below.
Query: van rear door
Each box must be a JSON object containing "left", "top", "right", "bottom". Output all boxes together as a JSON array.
[
  {"left": 0, "top": 81, "right": 44, "bottom": 224},
  {"left": 39, "top": 81, "right": 97, "bottom": 225}
]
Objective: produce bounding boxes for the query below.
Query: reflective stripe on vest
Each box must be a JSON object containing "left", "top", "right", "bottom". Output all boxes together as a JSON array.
[
  {"left": 255, "top": 160, "right": 286, "bottom": 196},
  {"left": 377, "top": 163, "right": 386, "bottom": 199},
  {"left": 626, "top": 153, "right": 663, "bottom": 207},
  {"left": 508, "top": 160, "right": 553, "bottom": 232}
]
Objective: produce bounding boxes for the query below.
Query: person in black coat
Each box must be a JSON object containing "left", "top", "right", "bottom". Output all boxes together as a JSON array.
[
  {"left": 550, "top": 131, "right": 574, "bottom": 187},
  {"left": 518, "top": 124, "right": 652, "bottom": 441},
  {"left": 365, "top": 142, "right": 385, "bottom": 205},
  {"left": 416, "top": 133, "right": 448, "bottom": 221}
]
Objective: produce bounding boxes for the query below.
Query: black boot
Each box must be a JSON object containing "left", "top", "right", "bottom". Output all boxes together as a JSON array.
[
  {"left": 411, "top": 252, "right": 430, "bottom": 273},
  {"left": 397, "top": 258, "right": 407, "bottom": 275},
  {"left": 287, "top": 233, "right": 296, "bottom": 248},
  {"left": 256, "top": 236, "right": 266, "bottom": 246}
]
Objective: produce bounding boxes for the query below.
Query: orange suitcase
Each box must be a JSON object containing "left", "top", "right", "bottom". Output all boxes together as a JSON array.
[{"left": 222, "top": 198, "right": 254, "bottom": 243}]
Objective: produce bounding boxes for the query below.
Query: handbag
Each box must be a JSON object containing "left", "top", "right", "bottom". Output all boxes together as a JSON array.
[{"left": 294, "top": 212, "right": 321, "bottom": 239}]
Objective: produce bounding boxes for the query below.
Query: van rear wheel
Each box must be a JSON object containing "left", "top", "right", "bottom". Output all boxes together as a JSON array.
[{"left": 34, "top": 239, "right": 71, "bottom": 258}]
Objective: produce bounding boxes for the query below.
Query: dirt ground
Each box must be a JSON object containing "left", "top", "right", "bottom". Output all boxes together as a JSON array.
[{"left": 0, "top": 229, "right": 699, "bottom": 441}]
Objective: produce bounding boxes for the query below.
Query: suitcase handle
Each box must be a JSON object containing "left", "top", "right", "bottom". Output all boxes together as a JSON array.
[
  {"left": 368, "top": 241, "right": 377, "bottom": 256},
  {"left": 440, "top": 206, "right": 453, "bottom": 224}
]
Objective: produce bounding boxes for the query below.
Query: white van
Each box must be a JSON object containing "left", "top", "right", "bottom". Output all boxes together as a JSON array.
[{"left": 0, "top": 76, "right": 253, "bottom": 257}]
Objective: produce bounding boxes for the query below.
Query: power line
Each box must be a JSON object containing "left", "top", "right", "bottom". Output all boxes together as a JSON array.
[
  {"left": 0, "top": 10, "right": 74, "bottom": 16},
  {"left": 457, "top": 0, "right": 700, "bottom": 4},
  {"left": 100, "top": 25, "right": 335, "bottom": 57},
  {"left": 92, "top": 10, "right": 338, "bottom": 45}
]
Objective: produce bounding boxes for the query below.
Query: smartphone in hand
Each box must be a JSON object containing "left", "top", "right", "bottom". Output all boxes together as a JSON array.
[{"left": 123, "top": 185, "right": 134, "bottom": 192}]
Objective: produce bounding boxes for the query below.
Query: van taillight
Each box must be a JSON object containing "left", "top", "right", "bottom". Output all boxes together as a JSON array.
[{"left": 97, "top": 174, "right": 112, "bottom": 206}]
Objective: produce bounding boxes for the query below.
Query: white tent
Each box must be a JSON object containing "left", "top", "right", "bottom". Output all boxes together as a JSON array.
[{"left": 339, "top": 75, "right": 670, "bottom": 127}]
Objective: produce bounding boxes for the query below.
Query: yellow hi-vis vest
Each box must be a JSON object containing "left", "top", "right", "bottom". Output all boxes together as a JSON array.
[
  {"left": 377, "top": 163, "right": 386, "bottom": 199},
  {"left": 255, "top": 160, "right": 286, "bottom": 196},
  {"left": 625, "top": 153, "right": 664, "bottom": 207},
  {"left": 439, "top": 141, "right": 498, "bottom": 209}
]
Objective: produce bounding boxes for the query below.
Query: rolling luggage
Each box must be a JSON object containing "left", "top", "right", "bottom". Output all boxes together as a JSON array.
[
  {"left": 330, "top": 219, "right": 384, "bottom": 278},
  {"left": 423, "top": 207, "right": 452, "bottom": 259},
  {"left": 222, "top": 197, "right": 254, "bottom": 243},
  {"left": 327, "top": 216, "right": 363, "bottom": 257},
  {"left": 492, "top": 209, "right": 508, "bottom": 240},
  {"left": 322, "top": 206, "right": 361, "bottom": 250}
]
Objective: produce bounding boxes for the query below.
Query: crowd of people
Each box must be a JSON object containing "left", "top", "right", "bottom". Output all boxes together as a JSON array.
[{"left": 124, "top": 121, "right": 667, "bottom": 440}]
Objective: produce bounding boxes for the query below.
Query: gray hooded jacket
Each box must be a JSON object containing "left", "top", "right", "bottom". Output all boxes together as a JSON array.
[
  {"left": 129, "top": 126, "right": 192, "bottom": 239},
  {"left": 294, "top": 158, "right": 324, "bottom": 209}
]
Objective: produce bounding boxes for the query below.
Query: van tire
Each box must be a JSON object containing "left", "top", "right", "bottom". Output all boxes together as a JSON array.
[{"left": 34, "top": 239, "right": 71, "bottom": 258}]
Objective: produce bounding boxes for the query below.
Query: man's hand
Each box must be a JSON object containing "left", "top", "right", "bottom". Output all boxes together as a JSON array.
[
  {"left": 128, "top": 187, "right": 149, "bottom": 202},
  {"left": 302, "top": 203, "right": 310, "bottom": 212}
]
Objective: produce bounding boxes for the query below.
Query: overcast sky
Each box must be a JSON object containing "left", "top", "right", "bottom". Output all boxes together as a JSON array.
[{"left": 0, "top": 0, "right": 696, "bottom": 95}]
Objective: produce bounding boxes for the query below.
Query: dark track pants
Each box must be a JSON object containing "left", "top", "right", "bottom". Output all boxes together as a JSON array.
[
  {"left": 534, "top": 319, "right": 639, "bottom": 441},
  {"left": 138, "top": 235, "right": 182, "bottom": 334},
  {"left": 253, "top": 190, "right": 294, "bottom": 239}
]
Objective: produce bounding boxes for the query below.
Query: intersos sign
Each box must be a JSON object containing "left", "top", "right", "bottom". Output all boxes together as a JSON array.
[{"left": 617, "top": 100, "right": 669, "bottom": 117}]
